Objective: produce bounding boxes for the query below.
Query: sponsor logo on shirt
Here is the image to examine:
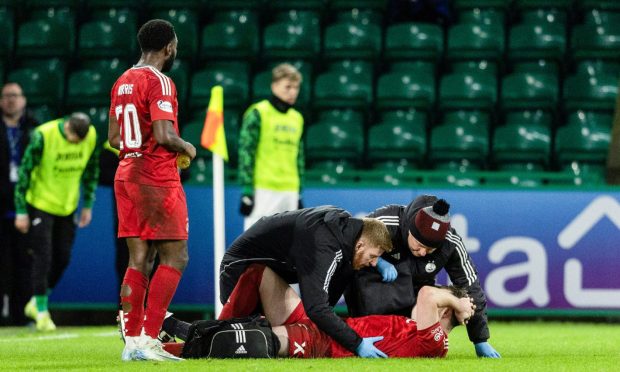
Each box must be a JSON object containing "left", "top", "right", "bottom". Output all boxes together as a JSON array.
[
  {"left": 431, "top": 325, "right": 444, "bottom": 342},
  {"left": 157, "top": 100, "right": 173, "bottom": 113},
  {"left": 425, "top": 261, "right": 436, "bottom": 273}
]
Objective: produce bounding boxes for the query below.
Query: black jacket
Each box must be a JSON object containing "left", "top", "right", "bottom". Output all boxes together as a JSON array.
[
  {"left": 220, "top": 206, "right": 364, "bottom": 353},
  {"left": 345, "top": 195, "right": 490, "bottom": 344},
  {"left": 0, "top": 110, "right": 38, "bottom": 217}
]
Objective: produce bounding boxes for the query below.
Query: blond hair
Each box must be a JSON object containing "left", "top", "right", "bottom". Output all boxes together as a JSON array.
[
  {"left": 361, "top": 218, "right": 393, "bottom": 253},
  {"left": 272, "top": 63, "right": 302, "bottom": 83}
]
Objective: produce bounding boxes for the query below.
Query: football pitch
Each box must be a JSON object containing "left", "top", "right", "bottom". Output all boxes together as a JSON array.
[{"left": 1, "top": 321, "right": 619, "bottom": 371}]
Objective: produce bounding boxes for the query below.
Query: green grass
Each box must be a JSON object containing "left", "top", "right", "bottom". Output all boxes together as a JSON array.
[{"left": 1, "top": 321, "right": 619, "bottom": 371}]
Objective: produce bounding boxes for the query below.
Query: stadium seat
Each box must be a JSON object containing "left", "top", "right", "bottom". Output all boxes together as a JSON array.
[
  {"left": 505, "top": 110, "right": 552, "bottom": 127},
  {"left": 458, "top": 7, "right": 504, "bottom": 28},
  {"left": 7, "top": 67, "right": 64, "bottom": 108},
  {"left": 367, "top": 121, "right": 427, "bottom": 166},
  {"left": 575, "top": 59, "right": 620, "bottom": 76},
  {"left": 16, "top": 19, "right": 74, "bottom": 57},
  {"left": 438, "top": 71, "right": 497, "bottom": 111},
  {"left": 429, "top": 121, "right": 489, "bottom": 168},
  {"left": 30, "top": 6, "right": 76, "bottom": 23},
  {"left": 65, "top": 68, "right": 117, "bottom": 108},
  {"left": 380, "top": 109, "right": 428, "bottom": 128},
  {"left": 91, "top": 7, "right": 138, "bottom": 30},
  {"left": 81, "top": 58, "right": 128, "bottom": 79},
  {"left": 493, "top": 123, "right": 551, "bottom": 167},
  {"left": 579, "top": 0, "right": 620, "bottom": 11},
  {"left": 447, "top": 23, "right": 504, "bottom": 61},
  {"left": 78, "top": 20, "right": 137, "bottom": 59},
  {"left": 508, "top": 22, "right": 566, "bottom": 61},
  {"left": 27, "top": 0, "right": 78, "bottom": 7},
  {"left": 315, "top": 108, "right": 364, "bottom": 125},
  {"left": 323, "top": 21, "right": 382, "bottom": 60},
  {"left": 441, "top": 110, "right": 490, "bottom": 128},
  {"left": 513, "top": 0, "right": 573, "bottom": 9},
  {"left": 328, "top": 60, "right": 373, "bottom": 76},
  {"left": 305, "top": 121, "right": 364, "bottom": 163},
  {"left": 501, "top": 72, "right": 558, "bottom": 111},
  {"left": 376, "top": 67, "right": 435, "bottom": 112},
  {"left": 368, "top": 160, "right": 421, "bottom": 187},
  {"left": 330, "top": 0, "right": 386, "bottom": 10},
  {"left": 521, "top": 8, "right": 567, "bottom": 24},
  {"left": 335, "top": 8, "right": 383, "bottom": 26},
  {"left": 314, "top": 70, "right": 373, "bottom": 110},
  {"left": 490, "top": 162, "right": 545, "bottom": 188},
  {"left": 572, "top": 10, "right": 620, "bottom": 60},
  {"left": 0, "top": 60, "right": 4, "bottom": 81},
  {"left": 451, "top": 60, "right": 498, "bottom": 76},
  {"left": 563, "top": 66, "right": 618, "bottom": 111},
  {"left": 152, "top": 9, "right": 199, "bottom": 59},
  {"left": 189, "top": 62, "right": 249, "bottom": 109},
  {"left": 165, "top": 59, "right": 191, "bottom": 109},
  {"left": 555, "top": 119, "right": 611, "bottom": 166},
  {"left": 200, "top": 17, "right": 259, "bottom": 60},
  {"left": 208, "top": 0, "right": 263, "bottom": 10},
  {"left": 181, "top": 119, "right": 211, "bottom": 158},
  {"left": 186, "top": 156, "right": 213, "bottom": 185},
  {"left": 384, "top": 23, "right": 444, "bottom": 62},
  {"left": 559, "top": 161, "right": 606, "bottom": 186},
  {"left": 453, "top": 0, "right": 510, "bottom": 10},
  {"left": 85, "top": 0, "right": 140, "bottom": 9},
  {"left": 29, "top": 105, "right": 57, "bottom": 124},
  {"left": 262, "top": 20, "right": 320, "bottom": 60},
  {"left": 0, "top": 7, "right": 13, "bottom": 57},
  {"left": 567, "top": 110, "right": 612, "bottom": 129},
  {"left": 429, "top": 160, "right": 482, "bottom": 187},
  {"left": 305, "top": 160, "right": 358, "bottom": 185},
  {"left": 268, "top": 0, "right": 324, "bottom": 11},
  {"left": 512, "top": 59, "right": 559, "bottom": 75},
  {"left": 148, "top": 0, "right": 204, "bottom": 10}
]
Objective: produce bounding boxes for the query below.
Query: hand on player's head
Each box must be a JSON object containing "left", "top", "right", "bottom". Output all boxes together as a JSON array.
[{"left": 455, "top": 296, "right": 476, "bottom": 325}]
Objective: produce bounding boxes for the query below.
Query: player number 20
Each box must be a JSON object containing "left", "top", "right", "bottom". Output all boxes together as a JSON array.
[{"left": 115, "top": 103, "right": 142, "bottom": 149}]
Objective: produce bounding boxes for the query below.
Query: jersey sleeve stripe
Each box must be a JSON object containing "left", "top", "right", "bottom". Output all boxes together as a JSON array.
[{"left": 445, "top": 231, "right": 477, "bottom": 285}]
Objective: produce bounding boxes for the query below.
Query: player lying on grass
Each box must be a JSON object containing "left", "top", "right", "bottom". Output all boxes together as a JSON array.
[{"left": 160, "top": 264, "right": 475, "bottom": 358}]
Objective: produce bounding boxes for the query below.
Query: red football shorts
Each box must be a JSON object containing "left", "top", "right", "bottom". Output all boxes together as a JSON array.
[
  {"left": 115, "top": 180, "right": 189, "bottom": 240},
  {"left": 284, "top": 317, "right": 332, "bottom": 358}
]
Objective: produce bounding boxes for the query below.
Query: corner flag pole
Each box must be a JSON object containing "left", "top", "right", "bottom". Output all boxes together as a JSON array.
[{"left": 199, "top": 86, "right": 228, "bottom": 319}]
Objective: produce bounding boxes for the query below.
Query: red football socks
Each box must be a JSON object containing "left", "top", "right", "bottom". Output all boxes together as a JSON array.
[
  {"left": 120, "top": 268, "right": 148, "bottom": 337},
  {"left": 218, "top": 264, "right": 266, "bottom": 320},
  {"left": 143, "top": 265, "right": 182, "bottom": 339}
]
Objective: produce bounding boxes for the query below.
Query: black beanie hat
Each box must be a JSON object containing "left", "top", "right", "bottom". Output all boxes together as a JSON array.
[{"left": 409, "top": 199, "right": 451, "bottom": 248}]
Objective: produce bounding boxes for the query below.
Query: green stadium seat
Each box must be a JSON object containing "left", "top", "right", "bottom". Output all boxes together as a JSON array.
[
  {"left": 493, "top": 123, "right": 551, "bottom": 167},
  {"left": 555, "top": 120, "right": 611, "bottom": 166},
  {"left": 429, "top": 160, "right": 482, "bottom": 187},
  {"left": 189, "top": 62, "right": 249, "bottom": 109},
  {"left": 572, "top": 10, "right": 620, "bottom": 60},
  {"left": 447, "top": 23, "right": 504, "bottom": 61},
  {"left": 453, "top": 0, "right": 511, "bottom": 10},
  {"left": 148, "top": 0, "right": 205, "bottom": 10},
  {"left": 567, "top": 110, "right": 612, "bottom": 128},
  {"left": 328, "top": 59, "right": 373, "bottom": 75},
  {"left": 330, "top": 0, "right": 386, "bottom": 10},
  {"left": 82, "top": 58, "right": 128, "bottom": 79},
  {"left": 181, "top": 119, "right": 211, "bottom": 158},
  {"left": 368, "top": 160, "right": 421, "bottom": 187},
  {"left": 262, "top": 21, "right": 320, "bottom": 60},
  {"left": 78, "top": 20, "right": 137, "bottom": 59},
  {"left": 512, "top": 59, "right": 559, "bottom": 75},
  {"left": 65, "top": 68, "right": 117, "bottom": 108},
  {"left": 514, "top": 0, "right": 573, "bottom": 9},
  {"left": 92, "top": 7, "right": 137, "bottom": 30},
  {"left": 305, "top": 160, "right": 358, "bottom": 185},
  {"left": 505, "top": 110, "right": 552, "bottom": 127},
  {"left": 376, "top": 68, "right": 435, "bottom": 112},
  {"left": 508, "top": 23, "right": 566, "bottom": 61},
  {"left": 27, "top": 0, "right": 79, "bottom": 7},
  {"left": 208, "top": 0, "right": 263, "bottom": 10},
  {"left": 563, "top": 67, "right": 618, "bottom": 111},
  {"left": 501, "top": 72, "right": 558, "bottom": 111},
  {"left": 152, "top": 9, "right": 199, "bottom": 58},
  {"left": 458, "top": 7, "right": 504, "bottom": 28},
  {"left": 521, "top": 8, "right": 567, "bottom": 24},
  {"left": 305, "top": 121, "right": 364, "bottom": 162},
  {"left": 430, "top": 121, "right": 489, "bottom": 168},
  {"left": 559, "top": 161, "right": 606, "bottom": 186},
  {"left": 0, "top": 7, "right": 13, "bottom": 57},
  {"left": 200, "top": 19, "right": 259, "bottom": 60},
  {"left": 269, "top": 0, "right": 324, "bottom": 10},
  {"left": 451, "top": 60, "right": 498, "bottom": 76},
  {"left": 490, "top": 162, "right": 545, "bottom": 188},
  {"left": 384, "top": 23, "right": 444, "bottom": 62},
  {"left": 316, "top": 108, "right": 364, "bottom": 125},
  {"left": 579, "top": 0, "right": 620, "bottom": 11},
  {"left": 29, "top": 105, "right": 57, "bottom": 124},
  {"left": 314, "top": 70, "right": 373, "bottom": 110},
  {"left": 186, "top": 156, "right": 212, "bottom": 185},
  {"left": 8, "top": 67, "right": 64, "bottom": 108},
  {"left": 30, "top": 6, "right": 76, "bottom": 23},
  {"left": 16, "top": 19, "right": 74, "bottom": 57},
  {"left": 380, "top": 109, "right": 427, "bottom": 128},
  {"left": 367, "top": 121, "right": 426, "bottom": 166},
  {"left": 323, "top": 22, "right": 382, "bottom": 60},
  {"left": 335, "top": 8, "right": 383, "bottom": 25},
  {"left": 442, "top": 110, "right": 490, "bottom": 127},
  {"left": 85, "top": 0, "right": 140, "bottom": 9},
  {"left": 0, "top": 60, "right": 4, "bottom": 81},
  {"left": 439, "top": 71, "right": 497, "bottom": 111},
  {"left": 575, "top": 59, "right": 620, "bottom": 76},
  {"left": 165, "top": 59, "right": 191, "bottom": 109}
]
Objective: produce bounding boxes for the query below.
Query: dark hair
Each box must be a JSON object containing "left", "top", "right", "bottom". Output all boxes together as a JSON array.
[
  {"left": 137, "top": 19, "right": 176, "bottom": 52},
  {"left": 69, "top": 112, "right": 91, "bottom": 140},
  {"left": 437, "top": 285, "right": 469, "bottom": 328}
]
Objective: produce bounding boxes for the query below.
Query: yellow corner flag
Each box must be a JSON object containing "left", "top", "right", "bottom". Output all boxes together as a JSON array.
[{"left": 200, "top": 86, "right": 228, "bottom": 161}]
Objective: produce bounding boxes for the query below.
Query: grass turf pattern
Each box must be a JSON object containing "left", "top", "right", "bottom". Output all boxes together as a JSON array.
[{"left": 1, "top": 321, "right": 619, "bottom": 371}]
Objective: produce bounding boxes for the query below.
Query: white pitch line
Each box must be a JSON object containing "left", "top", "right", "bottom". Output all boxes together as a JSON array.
[
  {"left": 93, "top": 331, "right": 119, "bottom": 337},
  {"left": 0, "top": 333, "right": 78, "bottom": 343}
]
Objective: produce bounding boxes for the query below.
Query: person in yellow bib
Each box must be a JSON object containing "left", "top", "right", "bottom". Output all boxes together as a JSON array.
[
  {"left": 238, "top": 63, "right": 305, "bottom": 230},
  {"left": 13, "top": 112, "right": 99, "bottom": 331}
]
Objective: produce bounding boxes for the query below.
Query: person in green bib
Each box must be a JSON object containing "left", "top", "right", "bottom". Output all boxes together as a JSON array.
[
  {"left": 238, "top": 63, "right": 305, "bottom": 231},
  {"left": 13, "top": 112, "right": 99, "bottom": 331}
]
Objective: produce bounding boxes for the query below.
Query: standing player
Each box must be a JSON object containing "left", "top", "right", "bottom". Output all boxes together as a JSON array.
[
  {"left": 108, "top": 19, "right": 196, "bottom": 362},
  {"left": 161, "top": 265, "right": 475, "bottom": 359}
]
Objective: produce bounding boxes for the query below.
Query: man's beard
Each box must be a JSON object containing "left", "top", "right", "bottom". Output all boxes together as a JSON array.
[{"left": 161, "top": 54, "right": 175, "bottom": 73}]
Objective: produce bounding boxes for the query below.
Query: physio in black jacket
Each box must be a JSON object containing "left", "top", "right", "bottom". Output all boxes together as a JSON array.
[
  {"left": 345, "top": 195, "right": 501, "bottom": 358},
  {"left": 219, "top": 205, "right": 393, "bottom": 357}
]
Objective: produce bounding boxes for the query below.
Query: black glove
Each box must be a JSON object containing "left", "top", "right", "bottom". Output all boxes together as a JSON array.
[
  {"left": 239, "top": 194, "right": 254, "bottom": 216},
  {"left": 298, "top": 198, "right": 304, "bottom": 209}
]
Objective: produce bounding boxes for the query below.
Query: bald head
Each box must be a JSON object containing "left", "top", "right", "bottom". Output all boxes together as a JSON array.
[{"left": 68, "top": 112, "right": 91, "bottom": 140}]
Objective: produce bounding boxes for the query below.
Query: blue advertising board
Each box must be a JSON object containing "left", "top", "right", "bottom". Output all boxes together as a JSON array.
[{"left": 53, "top": 186, "right": 620, "bottom": 314}]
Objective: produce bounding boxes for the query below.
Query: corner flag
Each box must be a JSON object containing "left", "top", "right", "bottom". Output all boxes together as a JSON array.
[{"left": 200, "top": 85, "right": 228, "bottom": 161}]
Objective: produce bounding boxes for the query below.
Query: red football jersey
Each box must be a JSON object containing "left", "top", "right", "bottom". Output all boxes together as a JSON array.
[
  {"left": 109, "top": 66, "right": 180, "bottom": 186},
  {"left": 330, "top": 315, "right": 448, "bottom": 358}
]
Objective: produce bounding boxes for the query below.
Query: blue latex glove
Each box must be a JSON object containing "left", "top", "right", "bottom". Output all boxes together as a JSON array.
[
  {"left": 376, "top": 257, "right": 397, "bottom": 282},
  {"left": 474, "top": 342, "right": 501, "bottom": 358},
  {"left": 356, "top": 336, "right": 388, "bottom": 358}
]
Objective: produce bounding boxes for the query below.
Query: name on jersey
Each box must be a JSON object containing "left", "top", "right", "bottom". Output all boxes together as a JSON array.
[
  {"left": 56, "top": 151, "right": 83, "bottom": 161},
  {"left": 124, "top": 152, "right": 143, "bottom": 159},
  {"left": 157, "top": 100, "right": 173, "bottom": 113},
  {"left": 117, "top": 84, "right": 134, "bottom": 95}
]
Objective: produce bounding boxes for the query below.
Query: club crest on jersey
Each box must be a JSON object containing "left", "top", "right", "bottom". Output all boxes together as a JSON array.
[
  {"left": 157, "top": 100, "right": 173, "bottom": 113},
  {"left": 425, "top": 261, "right": 436, "bottom": 273},
  {"left": 431, "top": 325, "right": 444, "bottom": 342}
]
